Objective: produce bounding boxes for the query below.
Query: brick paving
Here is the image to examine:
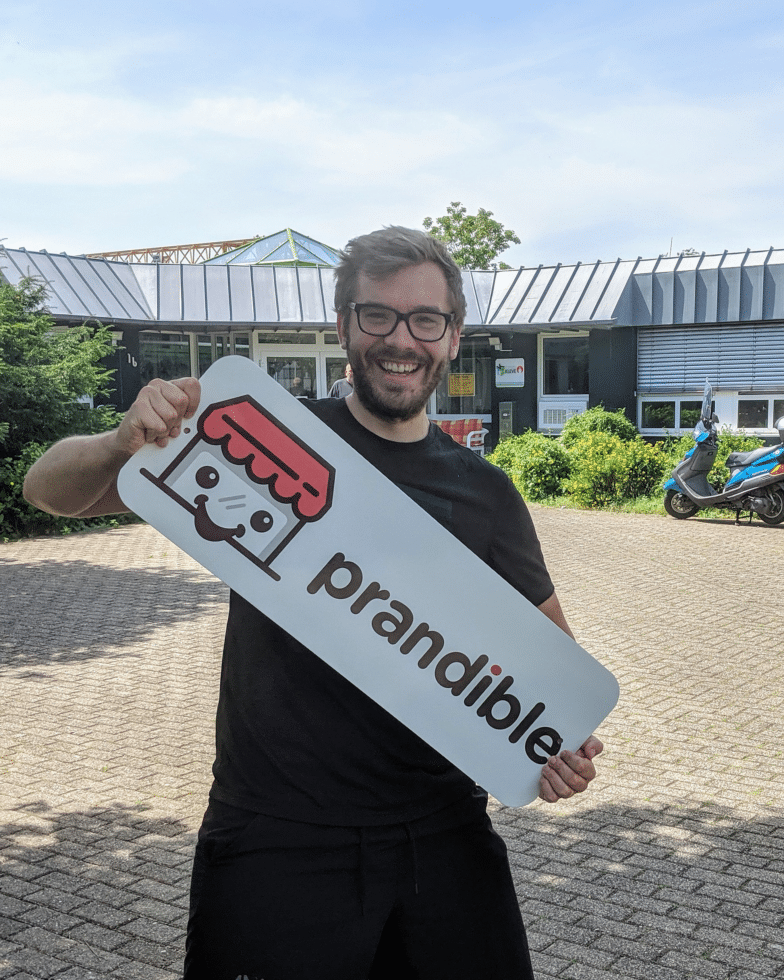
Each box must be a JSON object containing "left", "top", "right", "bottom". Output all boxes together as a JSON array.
[{"left": 1, "top": 510, "right": 782, "bottom": 979}]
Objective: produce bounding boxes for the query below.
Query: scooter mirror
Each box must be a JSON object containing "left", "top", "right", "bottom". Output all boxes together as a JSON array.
[{"left": 775, "top": 416, "right": 784, "bottom": 443}]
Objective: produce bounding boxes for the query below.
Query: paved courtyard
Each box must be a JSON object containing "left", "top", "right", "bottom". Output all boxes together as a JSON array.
[{"left": 1, "top": 508, "right": 782, "bottom": 979}]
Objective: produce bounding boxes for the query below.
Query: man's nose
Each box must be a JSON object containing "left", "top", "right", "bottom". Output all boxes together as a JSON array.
[{"left": 387, "top": 315, "right": 416, "bottom": 346}]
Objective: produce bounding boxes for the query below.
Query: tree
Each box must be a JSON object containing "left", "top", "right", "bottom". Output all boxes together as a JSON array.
[
  {"left": 0, "top": 277, "right": 119, "bottom": 457},
  {"left": 423, "top": 202, "right": 521, "bottom": 270}
]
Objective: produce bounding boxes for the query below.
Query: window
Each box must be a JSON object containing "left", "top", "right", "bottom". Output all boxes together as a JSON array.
[
  {"left": 678, "top": 401, "right": 703, "bottom": 428},
  {"left": 639, "top": 396, "right": 714, "bottom": 432},
  {"left": 435, "top": 340, "right": 493, "bottom": 415},
  {"left": 640, "top": 393, "right": 781, "bottom": 432},
  {"left": 641, "top": 402, "right": 675, "bottom": 429},
  {"left": 266, "top": 357, "right": 317, "bottom": 398},
  {"left": 257, "top": 332, "right": 318, "bottom": 345},
  {"left": 738, "top": 400, "right": 769, "bottom": 429},
  {"left": 737, "top": 396, "right": 784, "bottom": 429},
  {"left": 542, "top": 336, "right": 588, "bottom": 395},
  {"left": 140, "top": 333, "right": 191, "bottom": 384}
]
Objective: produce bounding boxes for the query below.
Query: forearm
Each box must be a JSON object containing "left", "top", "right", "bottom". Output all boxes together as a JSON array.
[
  {"left": 23, "top": 429, "right": 132, "bottom": 517},
  {"left": 536, "top": 590, "right": 574, "bottom": 639}
]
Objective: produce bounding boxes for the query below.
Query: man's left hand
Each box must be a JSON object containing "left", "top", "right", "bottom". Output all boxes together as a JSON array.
[{"left": 538, "top": 736, "right": 604, "bottom": 803}]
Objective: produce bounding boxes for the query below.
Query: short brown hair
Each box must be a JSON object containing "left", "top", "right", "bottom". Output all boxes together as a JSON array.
[{"left": 334, "top": 226, "right": 466, "bottom": 328}]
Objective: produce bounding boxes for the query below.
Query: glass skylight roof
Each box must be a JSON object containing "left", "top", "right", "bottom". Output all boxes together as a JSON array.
[{"left": 204, "top": 228, "right": 341, "bottom": 267}]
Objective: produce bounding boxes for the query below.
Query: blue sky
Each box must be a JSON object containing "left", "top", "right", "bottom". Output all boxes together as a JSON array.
[{"left": 2, "top": 0, "right": 783, "bottom": 266}]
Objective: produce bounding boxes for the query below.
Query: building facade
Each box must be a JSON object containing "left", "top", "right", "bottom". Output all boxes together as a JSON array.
[{"left": 2, "top": 243, "right": 783, "bottom": 448}]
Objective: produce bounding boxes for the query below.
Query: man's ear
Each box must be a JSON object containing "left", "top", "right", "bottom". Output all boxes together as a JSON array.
[
  {"left": 336, "top": 312, "right": 348, "bottom": 350},
  {"left": 449, "top": 325, "right": 461, "bottom": 361}
]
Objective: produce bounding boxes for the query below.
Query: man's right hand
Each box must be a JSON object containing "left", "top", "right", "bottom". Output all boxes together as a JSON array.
[
  {"left": 114, "top": 378, "right": 201, "bottom": 456},
  {"left": 24, "top": 377, "right": 201, "bottom": 518}
]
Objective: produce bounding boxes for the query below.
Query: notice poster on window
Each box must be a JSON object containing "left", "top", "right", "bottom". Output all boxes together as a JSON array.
[
  {"left": 117, "top": 356, "right": 619, "bottom": 807},
  {"left": 448, "top": 373, "right": 475, "bottom": 397},
  {"left": 495, "top": 358, "right": 525, "bottom": 387}
]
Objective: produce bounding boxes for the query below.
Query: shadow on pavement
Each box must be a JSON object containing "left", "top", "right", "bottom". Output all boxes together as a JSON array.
[
  {"left": 0, "top": 799, "right": 195, "bottom": 977},
  {"left": 0, "top": 557, "right": 227, "bottom": 668},
  {"left": 1, "top": 797, "right": 782, "bottom": 979}
]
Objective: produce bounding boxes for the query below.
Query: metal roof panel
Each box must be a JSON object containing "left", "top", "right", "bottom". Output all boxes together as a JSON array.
[
  {"left": 227, "top": 265, "right": 255, "bottom": 321},
  {"left": 298, "top": 268, "right": 326, "bottom": 322},
  {"left": 515, "top": 267, "right": 558, "bottom": 323},
  {"left": 205, "top": 266, "right": 231, "bottom": 321},
  {"left": 274, "top": 267, "right": 301, "bottom": 321},
  {"left": 593, "top": 261, "right": 636, "bottom": 321},
  {"left": 491, "top": 269, "right": 536, "bottom": 324},
  {"left": 251, "top": 267, "right": 279, "bottom": 321},
  {"left": 319, "top": 268, "right": 338, "bottom": 323}
]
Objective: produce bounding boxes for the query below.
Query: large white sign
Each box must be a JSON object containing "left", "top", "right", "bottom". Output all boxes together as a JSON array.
[{"left": 118, "top": 357, "right": 619, "bottom": 806}]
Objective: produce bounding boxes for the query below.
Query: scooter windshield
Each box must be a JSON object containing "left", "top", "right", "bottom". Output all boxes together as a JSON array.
[{"left": 701, "top": 380, "right": 713, "bottom": 424}]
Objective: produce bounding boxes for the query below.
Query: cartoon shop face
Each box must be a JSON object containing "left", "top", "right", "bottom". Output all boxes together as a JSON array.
[{"left": 140, "top": 396, "right": 335, "bottom": 581}]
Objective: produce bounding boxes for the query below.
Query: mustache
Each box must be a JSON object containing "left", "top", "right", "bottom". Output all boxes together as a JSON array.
[{"left": 369, "top": 343, "right": 431, "bottom": 367}]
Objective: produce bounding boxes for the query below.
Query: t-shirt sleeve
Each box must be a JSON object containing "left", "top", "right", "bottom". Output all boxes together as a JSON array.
[{"left": 488, "top": 476, "right": 554, "bottom": 607}]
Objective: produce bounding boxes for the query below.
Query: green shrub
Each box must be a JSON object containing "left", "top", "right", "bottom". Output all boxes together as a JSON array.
[
  {"left": 0, "top": 442, "right": 140, "bottom": 541},
  {"left": 487, "top": 431, "right": 571, "bottom": 501},
  {"left": 564, "top": 432, "right": 668, "bottom": 507},
  {"left": 560, "top": 405, "right": 638, "bottom": 447},
  {"left": 617, "top": 439, "right": 669, "bottom": 498},
  {"left": 563, "top": 432, "right": 626, "bottom": 507}
]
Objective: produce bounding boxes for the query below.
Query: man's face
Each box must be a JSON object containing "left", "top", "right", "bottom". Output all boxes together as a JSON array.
[{"left": 337, "top": 262, "right": 460, "bottom": 423}]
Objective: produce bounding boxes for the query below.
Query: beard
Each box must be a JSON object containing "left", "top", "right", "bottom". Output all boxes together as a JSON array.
[{"left": 346, "top": 336, "right": 450, "bottom": 423}]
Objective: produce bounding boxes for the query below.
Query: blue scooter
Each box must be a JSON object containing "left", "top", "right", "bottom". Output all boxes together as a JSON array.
[{"left": 663, "top": 382, "right": 784, "bottom": 524}]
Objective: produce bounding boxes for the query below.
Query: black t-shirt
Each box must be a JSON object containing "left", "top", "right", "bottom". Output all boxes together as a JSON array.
[{"left": 208, "top": 399, "right": 554, "bottom": 826}]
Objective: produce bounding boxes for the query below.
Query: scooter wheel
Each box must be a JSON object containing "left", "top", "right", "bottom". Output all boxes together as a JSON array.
[
  {"left": 664, "top": 489, "right": 699, "bottom": 519},
  {"left": 758, "top": 488, "right": 784, "bottom": 525}
]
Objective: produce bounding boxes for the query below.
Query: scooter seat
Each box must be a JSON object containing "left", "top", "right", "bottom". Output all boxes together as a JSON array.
[{"left": 726, "top": 446, "right": 774, "bottom": 467}]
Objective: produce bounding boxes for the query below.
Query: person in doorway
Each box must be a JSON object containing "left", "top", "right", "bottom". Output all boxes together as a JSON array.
[
  {"left": 23, "top": 226, "right": 604, "bottom": 980},
  {"left": 328, "top": 361, "right": 354, "bottom": 397}
]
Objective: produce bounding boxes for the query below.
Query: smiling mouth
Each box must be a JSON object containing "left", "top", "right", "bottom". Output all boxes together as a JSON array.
[{"left": 379, "top": 360, "right": 420, "bottom": 375}]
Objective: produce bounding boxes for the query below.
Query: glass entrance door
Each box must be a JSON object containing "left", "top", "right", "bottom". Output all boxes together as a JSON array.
[
  {"left": 259, "top": 348, "right": 349, "bottom": 399},
  {"left": 265, "top": 355, "right": 318, "bottom": 398}
]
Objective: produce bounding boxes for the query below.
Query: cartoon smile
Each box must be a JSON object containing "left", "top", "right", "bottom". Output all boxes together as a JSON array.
[{"left": 193, "top": 494, "right": 246, "bottom": 542}]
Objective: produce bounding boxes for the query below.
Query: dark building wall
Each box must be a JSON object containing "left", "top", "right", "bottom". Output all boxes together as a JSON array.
[
  {"left": 100, "top": 327, "right": 142, "bottom": 412},
  {"left": 588, "top": 326, "right": 637, "bottom": 422},
  {"left": 490, "top": 332, "right": 537, "bottom": 444}
]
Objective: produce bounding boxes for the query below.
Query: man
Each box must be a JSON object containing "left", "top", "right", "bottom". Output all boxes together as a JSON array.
[
  {"left": 24, "top": 226, "right": 603, "bottom": 980},
  {"left": 328, "top": 361, "right": 354, "bottom": 397}
]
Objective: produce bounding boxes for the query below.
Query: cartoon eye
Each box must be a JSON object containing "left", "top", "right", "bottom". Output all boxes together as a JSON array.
[
  {"left": 195, "top": 466, "right": 220, "bottom": 489},
  {"left": 250, "top": 510, "right": 274, "bottom": 533}
]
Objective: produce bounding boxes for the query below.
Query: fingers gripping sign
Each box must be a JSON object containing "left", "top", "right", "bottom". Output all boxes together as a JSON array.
[
  {"left": 538, "top": 735, "right": 604, "bottom": 803},
  {"left": 119, "top": 378, "right": 201, "bottom": 454}
]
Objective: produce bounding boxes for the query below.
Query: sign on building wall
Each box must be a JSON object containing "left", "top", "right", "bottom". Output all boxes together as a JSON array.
[
  {"left": 117, "top": 357, "right": 618, "bottom": 807},
  {"left": 495, "top": 358, "right": 526, "bottom": 387}
]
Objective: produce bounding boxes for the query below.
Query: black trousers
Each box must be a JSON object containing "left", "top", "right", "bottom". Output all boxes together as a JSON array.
[{"left": 184, "top": 803, "right": 535, "bottom": 980}]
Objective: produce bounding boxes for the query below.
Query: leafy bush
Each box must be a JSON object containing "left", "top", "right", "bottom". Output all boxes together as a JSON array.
[
  {"left": 0, "top": 442, "right": 140, "bottom": 541},
  {"left": 487, "top": 431, "right": 571, "bottom": 501},
  {"left": 562, "top": 432, "right": 627, "bottom": 507},
  {"left": 560, "top": 405, "right": 638, "bottom": 447},
  {"left": 564, "top": 432, "right": 668, "bottom": 507}
]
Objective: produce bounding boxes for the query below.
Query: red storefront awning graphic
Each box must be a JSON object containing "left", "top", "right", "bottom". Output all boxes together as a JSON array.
[{"left": 199, "top": 397, "right": 335, "bottom": 521}]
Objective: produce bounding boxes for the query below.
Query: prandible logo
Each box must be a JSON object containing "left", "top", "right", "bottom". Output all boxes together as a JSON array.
[
  {"left": 140, "top": 396, "right": 335, "bottom": 581},
  {"left": 307, "top": 552, "right": 564, "bottom": 762}
]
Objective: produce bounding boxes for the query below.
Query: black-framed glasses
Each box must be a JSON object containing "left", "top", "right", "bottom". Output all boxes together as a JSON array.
[{"left": 348, "top": 302, "right": 454, "bottom": 342}]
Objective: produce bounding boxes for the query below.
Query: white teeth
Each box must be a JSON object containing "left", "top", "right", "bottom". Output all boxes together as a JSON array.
[{"left": 380, "top": 361, "right": 417, "bottom": 374}]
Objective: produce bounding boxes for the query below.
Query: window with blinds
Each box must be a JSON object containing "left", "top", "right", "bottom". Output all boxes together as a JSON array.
[{"left": 638, "top": 323, "right": 784, "bottom": 393}]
